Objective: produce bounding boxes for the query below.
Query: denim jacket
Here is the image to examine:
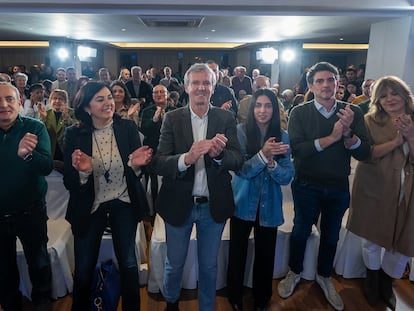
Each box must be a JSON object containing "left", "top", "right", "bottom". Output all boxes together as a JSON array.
[{"left": 232, "top": 124, "right": 294, "bottom": 227}]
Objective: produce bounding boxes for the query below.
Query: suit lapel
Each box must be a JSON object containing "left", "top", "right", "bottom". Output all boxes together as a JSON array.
[
  {"left": 181, "top": 107, "right": 194, "bottom": 148},
  {"left": 206, "top": 107, "right": 217, "bottom": 139}
]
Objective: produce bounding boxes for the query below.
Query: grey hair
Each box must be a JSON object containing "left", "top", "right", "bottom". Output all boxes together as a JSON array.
[{"left": 183, "top": 63, "right": 216, "bottom": 87}]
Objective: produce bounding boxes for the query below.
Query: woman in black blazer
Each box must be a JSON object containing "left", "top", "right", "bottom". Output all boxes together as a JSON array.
[{"left": 63, "top": 82, "right": 152, "bottom": 311}]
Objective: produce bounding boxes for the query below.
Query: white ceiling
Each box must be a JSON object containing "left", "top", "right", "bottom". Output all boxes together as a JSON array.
[{"left": 0, "top": 0, "right": 412, "bottom": 46}]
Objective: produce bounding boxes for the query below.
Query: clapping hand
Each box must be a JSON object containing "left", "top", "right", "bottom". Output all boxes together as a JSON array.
[
  {"left": 337, "top": 104, "right": 354, "bottom": 136},
  {"left": 184, "top": 140, "right": 212, "bottom": 165},
  {"left": 129, "top": 145, "right": 153, "bottom": 168},
  {"left": 394, "top": 113, "right": 414, "bottom": 140},
  {"left": 220, "top": 100, "right": 232, "bottom": 111},
  {"left": 71, "top": 149, "right": 92, "bottom": 173},
  {"left": 128, "top": 103, "right": 140, "bottom": 118},
  {"left": 262, "top": 137, "right": 289, "bottom": 161},
  {"left": 18, "top": 133, "right": 38, "bottom": 158},
  {"left": 208, "top": 134, "right": 228, "bottom": 159}
]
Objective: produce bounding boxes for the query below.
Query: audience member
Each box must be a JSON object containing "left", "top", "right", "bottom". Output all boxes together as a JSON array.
[
  {"left": 38, "top": 89, "right": 76, "bottom": 165},
  {"left": 23, "top": 83, "right": 49, "bottom": 118},
  {"left": 140, "top": 84, "right": 176, "bottom": 205},
  {"left": 14, "top": 72, "right": 29, "bottom": 106},
  {"left": 118, "top": 68, "right": 131, "bottom": 83},
  {"left": 227, "top": 88, "right": 294, "bottom": 311},
  {"left": 65, "top": 67, "right": 78, "bottom": 107},
  {"left": 231, "top": 66, "right": 252, "bottom": 100},
  {"left": 278, "top": 62, "right": 370, "bottom": 311},
  {"left": 125, "top": 66, "right": 153, "bottom": 111},
  {"left": 335, "top": 84, "right": 346, "bottom": 101},
  {"left": 152, "top": 63, "right": 243, "bottom": 311},
  {"left": 0, "top": 82, "right": 53, "bottom": 311},
  {"left": 345, "top": 66, "right": 357, "bottom": 82},
  {"left": 206, "top": 60, "right": 238, "bottom": 116},
  {"left": 168, "top": 90, "right": 181, "bottom": 107},
  {"left": 42, "top": 79, "right": 53, "bottom": 99},
  {"left": 352, "top": 79, "right": 375, "bottom": 108},
  {"left": 281, "top": 89, "right": 295, "bottom": 111},
  {"left": 97, "top": 67, "right": 112, "bottom": 86},
  {"left": 0, "top": 72, "right": 11, "bottom": 82},
  {"left": 346, "top": 80, "right": 361, "bottom": 102},
  {"left": 63, "top": 82, "right": 152, "bottom": 311},
  {"left": 348, "top": 76, "right": 414, "bottom": 310},
  {"left": 51, "top": 68, "right": 67, "bottom": 91},
  {"left": 110, "top": 80, "right": 140, "bottom": 126},
  {"left": 237, "top": 75, "right": 269, "bottom": 123}
]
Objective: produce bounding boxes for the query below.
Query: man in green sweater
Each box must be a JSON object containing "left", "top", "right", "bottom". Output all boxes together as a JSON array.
[
  {"left": 0, "top": 82, "right": 53, "bottom": 311},
  {"left": 277, "top": 62, "right": 370, "bottom": 311}
]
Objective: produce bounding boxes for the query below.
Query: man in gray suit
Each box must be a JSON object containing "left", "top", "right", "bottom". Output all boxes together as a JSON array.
[{"left": 152, "top": 63, "right": 243, "bottom": 311}]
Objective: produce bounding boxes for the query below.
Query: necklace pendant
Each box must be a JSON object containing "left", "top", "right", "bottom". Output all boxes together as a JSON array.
[{"left": 104, "top": 170, "right": 111, "bottom": 183}]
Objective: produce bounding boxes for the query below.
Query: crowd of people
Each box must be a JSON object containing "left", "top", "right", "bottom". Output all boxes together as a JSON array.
[{"left": 1, "top": 58, "right": 413, "bottom": 311}]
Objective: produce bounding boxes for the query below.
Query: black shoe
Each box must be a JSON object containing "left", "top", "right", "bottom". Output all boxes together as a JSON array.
[
  {"left": 379, "top": 269, "right": 396, "bottom": 311},
  {"left": 165, "top": 301, "right": 180, "bottom": 311},
  {"left": 364, "top": 268, "right": 380, "bottom": 306}
]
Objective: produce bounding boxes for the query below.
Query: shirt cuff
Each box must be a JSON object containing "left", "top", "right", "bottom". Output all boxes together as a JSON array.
[
  {"left": 178, "top": 153, "right": 190, "bottom": 172},
  {"left": 314, "top": 139, "right": 324, "bottom": 152},
  {"left": 258, "top": 150, "right": 269, "bottom": 164},
  {"left": 348, "top": 137, "right": 362, "bottom": 150},
  {"left": 79, "top": 170, "right": 91, "bottom": 185}
]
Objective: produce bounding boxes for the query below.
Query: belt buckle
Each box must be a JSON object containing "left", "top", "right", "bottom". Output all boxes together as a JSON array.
[{"left": 193, "top": 196, "right": 208, "bottom": 203}]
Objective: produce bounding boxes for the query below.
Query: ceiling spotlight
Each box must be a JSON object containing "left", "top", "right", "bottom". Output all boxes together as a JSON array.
[
  {"left": 281, "top": 49, "right": 295, "bottom": 62},
  {"left": 261, "top": 47, "right": 278, "bottom": 64},
  {"left": 339, "top": 38, "right": 344, "bottom": 41},
  {"left": 57, "top": 48, "right": 69, "bottom": 60}
]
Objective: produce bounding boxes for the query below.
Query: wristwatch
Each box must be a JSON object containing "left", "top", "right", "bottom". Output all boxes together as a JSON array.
[{"left": 23, "top": 153, "right": 33, "bottom": 162}]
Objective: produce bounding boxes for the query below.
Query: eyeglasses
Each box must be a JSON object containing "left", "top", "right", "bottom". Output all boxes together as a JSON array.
[{"left": 153, "top": 90, "right": 167, "bottom": 94}]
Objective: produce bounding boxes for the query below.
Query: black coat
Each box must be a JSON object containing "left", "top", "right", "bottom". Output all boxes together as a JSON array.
[{"left": 63, "top": 116, "right": 148, "bottom": 235}]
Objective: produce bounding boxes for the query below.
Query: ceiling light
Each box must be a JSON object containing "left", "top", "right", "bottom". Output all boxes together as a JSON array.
[
  {"left": 261, "top": 47, "right": 278, "bottom": 64},
  {"left": 57, "top": 48, "right": 69, "bottom": 60},
  {"left": 302, "top": 43, "right": 369, "bottom": 50},
  {"left": 281, "top": 49, "right": 295, "bottom": 62}
]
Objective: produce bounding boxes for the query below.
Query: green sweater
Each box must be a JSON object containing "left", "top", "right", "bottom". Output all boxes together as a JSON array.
[
  {"left": 288, "top": 100, "right": 370, "bottom": 190},
  {"left": 0, "top": 115, "right": 53, "bottom": 214}
]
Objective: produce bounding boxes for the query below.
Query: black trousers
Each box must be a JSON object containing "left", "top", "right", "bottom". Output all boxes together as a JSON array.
[
  {"left": 227, "top": 216, "right": 277, "bottom": 308},
  {"left": 0, "top": 202, "right": 52, "bottom": 310}
]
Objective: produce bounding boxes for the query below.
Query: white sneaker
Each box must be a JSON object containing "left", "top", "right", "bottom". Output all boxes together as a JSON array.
[
  {"left": 278, "top": 270, "right": 301, "bottom": 298},
  {"left": 315, "top": 274, "right": 344, "bottom": 311}
]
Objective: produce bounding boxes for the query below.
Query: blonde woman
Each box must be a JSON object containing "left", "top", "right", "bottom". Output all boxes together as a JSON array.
[{"left": 348, "top": 76, "right": 414, "bottom": 309}]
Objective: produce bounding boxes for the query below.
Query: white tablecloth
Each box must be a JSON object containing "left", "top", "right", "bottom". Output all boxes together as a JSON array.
[{"left": 17, "top": 218, "right": 74, "bottom": 299}]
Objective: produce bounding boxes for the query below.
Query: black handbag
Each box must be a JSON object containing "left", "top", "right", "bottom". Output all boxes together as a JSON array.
[{"left": 92, "top": 260, "right": 120, "bottom": 311}]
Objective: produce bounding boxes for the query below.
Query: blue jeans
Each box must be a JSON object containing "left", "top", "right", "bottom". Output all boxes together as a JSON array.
[
  {"left": 0, "top": 201, "right": 51, "bottom": 310},
  {"left": 71, "top": 199, "right": 140, "bottom": 311},
  {"left": 289, "top": 178, "right": 349, "bottom": 277},
  {"left": 163, "top": 202, "right": 225, "bottom": 311}
]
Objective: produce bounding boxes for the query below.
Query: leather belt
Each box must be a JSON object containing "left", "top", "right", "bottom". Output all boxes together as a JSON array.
[{"left": 193, "top": 196, "right": 209, "bottom": 203}]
